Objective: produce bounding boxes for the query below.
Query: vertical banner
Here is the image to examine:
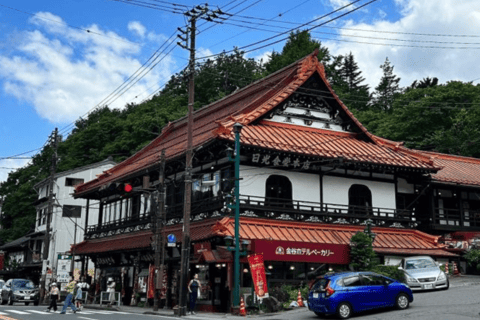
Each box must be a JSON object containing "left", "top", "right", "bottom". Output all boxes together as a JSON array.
[
  {"left": 0, "top": 251, "right": 4, "bottom": 270},
  {"left": 147, "top": 264, "right": 155, "bottom": 299},
  {"left": 159, "top": 267, "right": 168, "bottom": 299},
  {"left": 247, "top": 254, "right": 269, "bottom": 299}
]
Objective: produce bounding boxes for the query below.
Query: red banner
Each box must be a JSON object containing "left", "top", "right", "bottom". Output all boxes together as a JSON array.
[
  {"left": 147, "top": 265, "right": 168, "bottom": 299},
  {"left": 147, "top": 265, "right": 155, "bottom": 299},
  {"left": 247, "top": 254, "right": 269, "bottom": 299},
  {"left": 0, "top": 252, "right": 4, "bottom": 270},
  {"left": 254, "top": 240, "right": 350, "bottom": 264}
]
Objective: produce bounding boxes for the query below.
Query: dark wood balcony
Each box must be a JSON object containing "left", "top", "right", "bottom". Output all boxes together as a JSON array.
[
  {"left": 85, "top": 194, "right": 416, "bottom": 238},
  {"left": 431, "top": 207, "right": 480, "bottom": 231}
]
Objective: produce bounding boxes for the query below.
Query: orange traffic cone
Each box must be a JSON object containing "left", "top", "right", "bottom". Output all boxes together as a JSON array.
[
  {"left": 445, "top": 262, "right": 449, "bottom": 274},
  {"left": 297, "top": 290, "right": 304, "bottom": 307},
  {"left": 453, "top": 262, "right": 460, "bottom": 275},
  {"left": 239, "top": 296, "right": 247, "bottom": 316}
]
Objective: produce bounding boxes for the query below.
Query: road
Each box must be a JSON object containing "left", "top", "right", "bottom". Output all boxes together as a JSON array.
[
  {"left": 1, "top": 284, "right": 479, "bottom": 319},
  {"left": 0, "top": 307, "right": 164, "bottom": 320}
]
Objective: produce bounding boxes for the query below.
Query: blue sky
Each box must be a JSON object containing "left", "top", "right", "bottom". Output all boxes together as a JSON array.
[{"left": 1, "top": 0, "right": 479, "bottom": 181}]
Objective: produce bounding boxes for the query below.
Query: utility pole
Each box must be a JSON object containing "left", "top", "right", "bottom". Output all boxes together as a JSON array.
[
  {"left": 176, "top": 5, "right": 226, "bottom": 317},
  {"left": 40, "top": 127, "right": 58, "bottom": 303},
  {"left": 154, "top": 149, "right": 166, "bottom": 311}
]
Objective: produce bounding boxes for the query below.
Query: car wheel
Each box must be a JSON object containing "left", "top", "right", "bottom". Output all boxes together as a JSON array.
[
  {"left": 395, "top": 293, "right": 409, "bottom": 310},
  {"left": 314, "top": 311, "right": 325, "bottom": 318},
  {"left": 337, "top": 302, "right": 352, "bottom": 319},
  {"left": 25, "top": 302, "right": 30, "bottom": 306},
  {"left": 1, "top": 298, "right": 6, "bottom": 305},
  {"left": 34, "top": 300, "right": 39, "bottom": 306},
  {"left": 8, "top": 295, "right": 13, "bottom": 305}
]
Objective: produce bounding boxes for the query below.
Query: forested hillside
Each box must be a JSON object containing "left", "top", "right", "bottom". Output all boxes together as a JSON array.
[{"left": 1, "top": 31, "right": 479, "bottom": 242}]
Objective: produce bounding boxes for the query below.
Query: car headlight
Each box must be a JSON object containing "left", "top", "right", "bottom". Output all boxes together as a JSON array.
[
  {"left": 406, "top": 275, "right": 417, "bottom": 283},
  {"left": 438, "top": 272, "right": 446, "bottom": 281}
]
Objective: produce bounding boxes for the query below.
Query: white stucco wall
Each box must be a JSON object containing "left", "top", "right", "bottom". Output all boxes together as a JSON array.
[
  {"left": 322, "top": 175, "right": 396, "bottom": 209},
  {"left": 36, "top": 162, "right": 114, "bottom": 276},
  {"left": 239, "top": 165, "right": 320, "bottom": 203}
]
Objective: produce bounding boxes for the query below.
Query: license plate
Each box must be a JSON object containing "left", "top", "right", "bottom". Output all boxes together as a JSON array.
[
  {"left": 24, "top": 295, "right": 30, "bottom": 300},
  {"left": 424, "top": 284, "right": 433, "bottom": 289},
  {"left": 313, "top": 293, "right": 319, "bottom": 298}
]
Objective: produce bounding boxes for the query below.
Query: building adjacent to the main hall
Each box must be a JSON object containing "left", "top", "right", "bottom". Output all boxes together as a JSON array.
[{"left": 72, "top": 51, "right": 471, "bottom": 311}]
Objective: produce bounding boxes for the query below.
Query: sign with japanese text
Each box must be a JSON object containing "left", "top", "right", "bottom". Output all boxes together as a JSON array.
[
  {"left": 247, "top": 254, "right": 269, "bottom": 299},
  {"left": 147, "top": 265, "right": 168, "bottom": 299},
  {"left": 254, "top": 240, "right": 350, "bottom": 264}
]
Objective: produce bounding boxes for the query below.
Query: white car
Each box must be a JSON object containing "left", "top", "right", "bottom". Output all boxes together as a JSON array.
[{"left": 398, "top": 256, "right": 449, "bottom": 291}]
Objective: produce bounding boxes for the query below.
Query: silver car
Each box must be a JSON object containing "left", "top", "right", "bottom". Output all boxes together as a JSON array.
[
  {"left": 1, "top": 279, "right": 39, "bottom": 306},
  {"left": 398, "top": 256, "right": 449, "bottom": 291}
]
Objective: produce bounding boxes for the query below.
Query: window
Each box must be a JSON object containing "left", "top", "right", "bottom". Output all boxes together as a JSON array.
[
  {"left": 265, "top": 175, "right": 293, "bottom": 208},
  {"left": 343, "top": 276, "right": 362, "bottom": 287},
  {"left": 361, "top": 274, "right": 385, "bottom": 286},
  {"left": 65, "top": 178, "right": 84, "bottom": 187},
  {"left": 348, "top": 184, "right": 372, "bottom": 215}
]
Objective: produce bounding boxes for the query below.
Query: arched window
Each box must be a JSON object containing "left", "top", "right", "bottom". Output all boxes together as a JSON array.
[
  {"left": 265, "top": 175, "right": 293, "bottom": 208},
  {"left": 348, "top": 184, "right": 372, "bottom": 215}
]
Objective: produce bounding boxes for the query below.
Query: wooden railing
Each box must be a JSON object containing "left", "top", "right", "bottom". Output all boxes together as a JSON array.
[
  {"left": 86, "top": 194, "right": 414, "bottom": 237},
  {"left": 433, "top": 207, "right": 480, "bottom": 229}
]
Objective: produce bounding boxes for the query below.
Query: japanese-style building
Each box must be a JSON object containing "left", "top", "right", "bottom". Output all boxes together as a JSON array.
[{"left": 72, "top": 51, "right": 474, "bottom": 310}]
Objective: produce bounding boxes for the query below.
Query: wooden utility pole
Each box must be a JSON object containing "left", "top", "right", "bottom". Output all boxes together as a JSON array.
[
  {"left": 177, "top": 6, "right": 226, "bottom": 316},
  {"left": 154, "top": 149, "right": 166, "bottom": 311},
  {"left": 40, "top": 127, "right": 58, "bottom": 303}
]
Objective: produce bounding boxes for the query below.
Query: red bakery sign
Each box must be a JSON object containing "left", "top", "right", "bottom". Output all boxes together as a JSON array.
[{"left": 253, "top": 240, "right": 350, "bottom": 264}]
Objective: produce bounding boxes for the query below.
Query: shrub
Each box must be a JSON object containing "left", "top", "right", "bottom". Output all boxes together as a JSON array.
[{"left": 371, "top": 265, "right": 405, "bottom": 282}]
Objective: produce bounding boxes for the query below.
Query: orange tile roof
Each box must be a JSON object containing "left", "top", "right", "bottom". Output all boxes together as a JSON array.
[
  {"left": 212, "top": 217, "right": 456, "bottom": 257},
  {"left": 218, "top": 121, "right": 435, "bottom": 169},
  {"left": 420, "top": 151, "right": 480, "bottom": 187},
  {"left": 75, "top": 51, "right": 437, "bottom": 197},
  {"left": 72, "top": 218, "right": 221, "bottom": 255}
]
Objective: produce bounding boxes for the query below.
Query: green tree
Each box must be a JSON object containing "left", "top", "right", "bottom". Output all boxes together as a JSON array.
[
  {"left": 264, "top": 30, "right": 335, "bottom": 75},
  {"left": 349, "top": 231, "right": 377, "bottom": 271},
  {"left": 335, "top": 52, "right": 370, "bottom": 111},
  {"left": 370, "top": 81, "right": 480, "bottom": 154},
  {"left": 372, "top": 57, "right": 401, "bottom": 112},
  {"left": 464, "top": 249, "right": 480, "bottom": 272}
]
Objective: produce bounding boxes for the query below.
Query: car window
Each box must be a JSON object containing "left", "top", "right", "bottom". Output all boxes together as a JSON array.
[
  {"left": 12, "top": 280, "right": 35, "bottom": 289},
  {"left": 0, "top": 283, "right": 3, "bottom": 289},
  {"left": 311, "top": 278, "right": 329, "bottom": 291},
  {"left": 343, "top": 276, "right": 362, "bottom": 287},
  {"left": 405, "top": 258, "right": 436, "bottom": 270},
  {"left": 362, "top": 275, "right": 385, "bottom": 286}
]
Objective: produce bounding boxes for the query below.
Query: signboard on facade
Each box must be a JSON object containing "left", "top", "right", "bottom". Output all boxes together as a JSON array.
[
  {"left": 57, "top": 254, "right": 72, "bottom": 283},
  {"left": 62, "top": 205, "right": 82, "bottom": 218},
  {"left": 247, "top": 254, "right": 269, "bottom": 299},
  {"left": 254, "top": 240, "right": 350, "bottom": 264}
]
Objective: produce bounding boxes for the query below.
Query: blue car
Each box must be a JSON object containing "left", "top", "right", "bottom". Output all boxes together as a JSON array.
[{"left": 308, "top": 271, "right": 413, "bottom": 319}]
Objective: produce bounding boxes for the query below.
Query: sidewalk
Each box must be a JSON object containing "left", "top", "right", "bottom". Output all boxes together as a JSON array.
[
  {"left": 82, "top": 275, "right": 480, "bottom": 318},
  {"left": 83, "top": 303, "right": 309, "bottom": 319}
]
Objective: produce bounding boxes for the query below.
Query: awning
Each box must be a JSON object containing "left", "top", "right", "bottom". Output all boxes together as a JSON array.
[
  {"left": 192, "top": 247, "right": 233, "bottom": 264},
  {"left": 212, "top": 217, "right": 457, "bottom": 259},
  {"left": 72, "top": 218, "right": 223, "bottom": 255}
]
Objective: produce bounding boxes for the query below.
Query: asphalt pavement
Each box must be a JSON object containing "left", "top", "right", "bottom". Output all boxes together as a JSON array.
[{"left": 81, "top": 274, "right": 480, "bottom": 319}]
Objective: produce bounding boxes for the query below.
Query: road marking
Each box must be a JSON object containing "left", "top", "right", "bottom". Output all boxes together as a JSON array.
[
  {"left": 5, "top": 310, "right": 30, "bottom": 314},
  {"left": 93, "top": 311, "right": 115, "bottom": 314},
  {"left": 78, "top": 317, "right": 97, "bottom": 320},
  {"left": 27, "top": 310, "right": 49, "bottom": 314}
]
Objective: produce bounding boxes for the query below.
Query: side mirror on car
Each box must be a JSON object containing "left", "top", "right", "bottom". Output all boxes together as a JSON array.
[{"left": 397, "top": 266, "right": 403, "bottom": 270}]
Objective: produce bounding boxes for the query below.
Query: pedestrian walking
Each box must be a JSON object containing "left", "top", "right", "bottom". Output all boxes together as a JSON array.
[
  {"left": 45, "top": 283, "right": 59, "bottom": 312},
  {"left": 60, "top": 278, "right": 77, "bottom": 314},
  {"left": 188, "top": 274, "right": 202, "bottom": 315},
  {"left": 75, "top": 283, "right": 83, "bottom": 310},
  {"left": 107, "top": 277, "right": 116, "bottom": 307}
]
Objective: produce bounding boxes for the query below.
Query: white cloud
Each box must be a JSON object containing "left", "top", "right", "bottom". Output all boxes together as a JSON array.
[
  {"left": 252, "top": 50, "right": 272, "bottom": 64},
  {"left": 0, "top": 159, "right": 31, "bottom": 183},
  {"left": 197, "top": 47, "right": 214, "bottom": 63},
  {"left": 128, "top": 21, "right": 146, "bottom": 38},
  {"left": 327, "top": 0, "right": 354, "bottom": 10},
  {"left": 322, "top": 0, "right": 480, "bottom": 90},
  {"left": 0, "top": 13, "right": 175, "bottom": 123}
]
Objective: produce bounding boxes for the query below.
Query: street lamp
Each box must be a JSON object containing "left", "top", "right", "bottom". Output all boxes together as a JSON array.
[{"left": 228, "top": 123, "right": 243, "bottom": 311}]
